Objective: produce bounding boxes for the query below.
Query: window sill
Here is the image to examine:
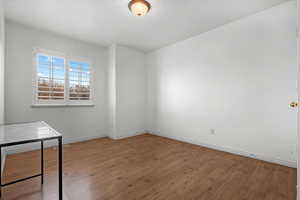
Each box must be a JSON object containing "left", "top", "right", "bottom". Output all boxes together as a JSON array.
[{"left": 31, "top": 104, "right": 95, "bottom": 108}]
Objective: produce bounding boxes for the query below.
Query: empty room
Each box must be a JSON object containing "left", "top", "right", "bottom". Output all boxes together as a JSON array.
[{"left": 0, "top": 0, "right": 299, "bottom": 199}]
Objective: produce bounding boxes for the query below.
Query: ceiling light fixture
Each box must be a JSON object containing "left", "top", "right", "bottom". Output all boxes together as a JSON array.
[{"left": 128, "top": 0, "right": 151, "bottom": 17}]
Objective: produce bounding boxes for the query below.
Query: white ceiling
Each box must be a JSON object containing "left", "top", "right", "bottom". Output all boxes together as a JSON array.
[{"left": 4, "top": 0, "right": 290, "bottom": 52}]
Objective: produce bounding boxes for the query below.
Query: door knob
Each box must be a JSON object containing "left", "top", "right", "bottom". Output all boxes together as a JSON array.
[{"left": 290, "top": 101, "right": 298, "bottom": 108}]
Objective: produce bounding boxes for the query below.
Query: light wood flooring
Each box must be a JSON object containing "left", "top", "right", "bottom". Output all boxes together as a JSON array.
[{"left": 1, "top": 134, "right": 297, "bottom": 200}]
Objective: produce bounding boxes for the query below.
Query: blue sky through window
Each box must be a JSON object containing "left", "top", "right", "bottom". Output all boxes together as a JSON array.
[
  {"left": 37, "top": 54, "right": 65, "bottom": 80},
  {"left": 38, "top": 55, "right": 90, "bottom": 83},
  {"left": 69, "top": 61, "right": 90, "bottom": 83}
]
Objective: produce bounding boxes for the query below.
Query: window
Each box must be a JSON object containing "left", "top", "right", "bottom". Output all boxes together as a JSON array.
[
  {"left": 36, "top": 54, "right": 65, "bottom": 101},
  {"left": 69, "top": 61, "right": 91, "bottom": 101},
  {"left": 33, "top": 49, "right": 93, "bottom": 106}
]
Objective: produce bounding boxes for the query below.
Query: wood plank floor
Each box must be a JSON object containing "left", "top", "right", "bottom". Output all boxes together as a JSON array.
[{"left": 1, "top": 134, "right": 297, "bottom": 200}]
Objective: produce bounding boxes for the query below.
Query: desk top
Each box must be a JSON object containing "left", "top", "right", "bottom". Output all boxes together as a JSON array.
[{"left": 0, "top": 121, "right": 62, "bottom": 147}]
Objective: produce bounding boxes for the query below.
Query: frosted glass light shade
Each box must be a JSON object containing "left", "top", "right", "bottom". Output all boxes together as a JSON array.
[{"left": 128, "top": 0, "right": 151, "bottom": 16}]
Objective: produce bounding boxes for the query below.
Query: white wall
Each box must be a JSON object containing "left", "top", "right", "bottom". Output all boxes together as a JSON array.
[
  {"left": 5, "top": 21, "right": 108, "bottom": 152},
  {"left": 297, "top": 0, "right": 300, "bottom": 197},
  {"left": 0, "top": 0, "right": 6, "bottom": 173},
  {"left": 108, "top": 44, "right": 117, "bottom": 139},
  {"left": 108, "top": 44, "right": 147, "bottom": 139},
  {"left": 0, "top": 0, "right": 4, "bottom": 125},
  {"left": 115, "top": 45, "right": 146, "bottom": 138},
  {"left": 147, "top": 1, "right": 297, "bottom": 166}
]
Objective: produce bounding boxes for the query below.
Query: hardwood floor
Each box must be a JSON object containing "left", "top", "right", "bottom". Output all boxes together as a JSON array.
[{"left": 1, "top": 134, "right": 296, "bottom": 200}]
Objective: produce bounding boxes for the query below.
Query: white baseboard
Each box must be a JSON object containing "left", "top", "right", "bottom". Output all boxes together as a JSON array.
[
  {"left": 148, "top": 131, "right": 296, "bottom": 168},
  {"left": 63, "top": 134, "right": 107, "bottom": 145},
  {"left": 114, "top": 131, "right": 147, "bottom": 140}
]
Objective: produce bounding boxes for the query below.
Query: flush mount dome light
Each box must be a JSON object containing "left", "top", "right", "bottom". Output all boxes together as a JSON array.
[{"left": 128, "top": 0, "right": 151, "bottom": 16}]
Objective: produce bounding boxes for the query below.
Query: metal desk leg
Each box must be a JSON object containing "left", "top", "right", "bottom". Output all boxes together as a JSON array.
[
  {"left": 41, "top": 140, "right": 44, "bottom": 184},
  {"left": 58, "top": 137, "right": 62, "bottom": 200},
  {"left": 0, "top": 146, "right": 2, "bottom": 198}
]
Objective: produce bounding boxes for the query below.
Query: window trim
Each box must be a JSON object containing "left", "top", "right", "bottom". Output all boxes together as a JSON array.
[{"left": 32, "top": 48, "right": 94, "bottom": 107}]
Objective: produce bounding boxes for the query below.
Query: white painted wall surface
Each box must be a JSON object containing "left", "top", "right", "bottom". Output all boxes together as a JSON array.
[
  {"left": 297, "top": 0, "right": 300, "bottom": 197},
  {"left": 147, "top": 1, "right": 298, "bottom": 166},
  {"left": 0, "top": 0, "right": 4, "bottom": 125},
  {"left": 114, "top": 45, "right": 147, "bottom": 139},
  {"left": 108, "top": 44, "right": 117, "bottom": 139},
  {"left": 107, "top": 45, "right": 147, "bottom": 139},
  {"left": 5, "top": 21, "right": 108, "bottom": 152},
  {"left": 0, "top": 0, "right": 6, "bottom": 173}
]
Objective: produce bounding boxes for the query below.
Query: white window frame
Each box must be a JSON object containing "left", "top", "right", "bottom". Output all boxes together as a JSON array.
[{"left": 32, "top": 48, "right": 94, "bottom": 107}]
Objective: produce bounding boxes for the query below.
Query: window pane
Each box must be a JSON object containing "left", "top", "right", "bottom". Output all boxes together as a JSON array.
[
  {"left": 38, "top": 55, "right": 50, "bottom": 78},
  {"left": 82, "top": 73, "right": 90, "bottom": 82},
  {"left": 69, "top": 61, "right": 80, "bottom": 72},
  {"left": 69, "top": 71, "right": 79, "bottom": 81},
  {"left": 68, "top": 61, "right": 91, "bottom": 101},
  {"left": 38, "top": 87, "right": 51, "bottom": 92},
  {"left": 53, "top": 79, "right": 64, "bottom": 88},
  {"left": 38, "top": 92, "right": 51, "bottom": 97},
  {"left": 38, "top": 77, "right": 51, "bottom": 88},
  {"left": 53, "top": 70, "right": 65, "bottom": 80},
  {"left": 52, "top": 92, "right": 64, "bottom": 97},
  {"left": 52, "top": 57, "right": 64, "bottom": 67},
  {"left": 38, "top": 55, "right": 50, "bottom": 65},
  {"left": 36, "top": 54, "right": 65, "bottom": 101},
  {"left": 81, "top": 63, "right": 89, "bottom": 72}
]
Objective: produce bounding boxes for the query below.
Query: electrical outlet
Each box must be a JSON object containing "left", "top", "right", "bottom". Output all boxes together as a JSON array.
[
  {"left": 291, "top": 151, "right": 295, "bottom": 157},
  {"left": 210, "top": 129, "right": 215, "bottom": 135}
]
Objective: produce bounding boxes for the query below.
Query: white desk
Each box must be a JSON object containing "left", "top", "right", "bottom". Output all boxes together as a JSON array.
[{"left": 0, "top": 121, "right": 63, "bottom": 199}]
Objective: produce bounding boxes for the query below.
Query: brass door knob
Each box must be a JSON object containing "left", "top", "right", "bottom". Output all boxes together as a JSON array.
[{"left": 290, "top": 101, "right": 298, "bottom": 108}]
